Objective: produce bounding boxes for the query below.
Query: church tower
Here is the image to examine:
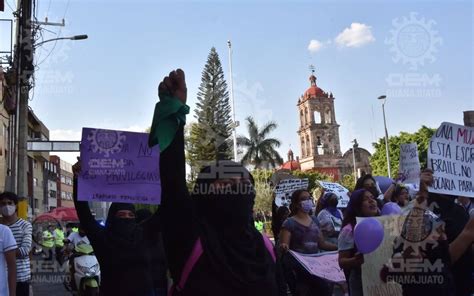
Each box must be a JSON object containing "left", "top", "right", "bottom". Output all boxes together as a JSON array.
[{"left": 297, "top": 70, "right": 342, "bottom": 174}]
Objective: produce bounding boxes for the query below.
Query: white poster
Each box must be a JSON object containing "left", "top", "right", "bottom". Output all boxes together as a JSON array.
[
  {"left": 359, "top": 215, "right": 406, "bottom": 296},
  {"left": 399, "top": 143, "right": 421, "bottom": 184},
  {"left": 317, "top": 181, "right": 350, "bottom": 208},
  {"left": 274, "top": 178, "right": 309, "bottom": 207},
  {"left": 428, "top": 122, "right": 474, "bottom": 197}
]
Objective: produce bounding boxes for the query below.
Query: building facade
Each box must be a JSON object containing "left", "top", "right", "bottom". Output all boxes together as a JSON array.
[
  {"left": 292, "top": 72, "right": 372, "bottom": 180},
  {"left": 50, "top": 156, "right": 74, "bottom": 208}
]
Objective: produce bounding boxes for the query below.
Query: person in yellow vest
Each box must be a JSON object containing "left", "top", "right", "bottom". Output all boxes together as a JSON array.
[
  {"left": 53, "top": 226, "right": 65, "bottom": 264},
  {"left": 41, "top": 225, "right": 54, "bottom": 260},
  {"left": 254, "top": 220, "right": 264, "bottom": 232}
]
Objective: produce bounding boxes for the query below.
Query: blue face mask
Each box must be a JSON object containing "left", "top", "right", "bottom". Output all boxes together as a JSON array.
[{"left": 301, "top": 200, "right": 314, "bottom": 213}]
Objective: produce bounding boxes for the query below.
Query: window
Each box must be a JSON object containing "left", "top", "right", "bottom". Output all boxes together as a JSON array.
[
  {"left": 61, "top": 192, "right": 66, "bottom": 199},
  {"left": 33, "top": 177, "right": 38, "bottom": 187},
  {"left": 33, "top": 159, "right": 38, "bottom": 169},
  {"left": 49, "top": 190, "right": 56, "bottom": 198},
  {"left": 61, "top": 176, "right": 66, "bottom": 184},
  {"left": 314, "top": 111, "right": 321, "bottom": 124},
  {"left": 34, "top": 199, "right": 39, "bottom": 209}
]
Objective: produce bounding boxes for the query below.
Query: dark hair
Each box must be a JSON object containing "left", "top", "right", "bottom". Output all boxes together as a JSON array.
[
  {"left": 315, "top": 191, "right": 337, "bottom": 215},
  {"left": 271, "top": 206, "right": 290, "bottom": 239},
  {"left": 390, "top": 185, "right": 408, "bottom": 202},
  {"left": 355, "top": 174, "right": 376, "bottom": 191},
  {"left": 0, "top": 191, "right": 19, "bottom": 204},
  {"left": 342, "top": 189, "right": 372, "bottom": 228},
  {"left": 289, "top": 189, "right": 309, "bottom": 216}
]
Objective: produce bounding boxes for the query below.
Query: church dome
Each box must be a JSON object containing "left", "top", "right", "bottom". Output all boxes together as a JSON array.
[{"left": 304, "top": 74, "right": 326, "bottom": 99}]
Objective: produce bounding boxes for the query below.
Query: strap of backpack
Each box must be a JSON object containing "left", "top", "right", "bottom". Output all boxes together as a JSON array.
[
  {"left": 261, "top": 233, "right": 276, "bottom": 262},
  {"left": 168, "top": 238, "right": 203, "bottom": 295},
  {"left": 169, "top": 234, "right": 275, "bottom": 295}
]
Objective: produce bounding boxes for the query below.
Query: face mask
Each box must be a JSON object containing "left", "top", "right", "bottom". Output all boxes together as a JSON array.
[
  {"left": 301, "top": 200, "right": 314, "bottom": 213},
  {"left": 1, "top": 205, "right": 16, "bottom": 217}
]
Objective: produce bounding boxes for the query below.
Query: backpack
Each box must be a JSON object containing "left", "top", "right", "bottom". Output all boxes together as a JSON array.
[{"left": 168, "top": 233, "right": 276, "bottom": 296}]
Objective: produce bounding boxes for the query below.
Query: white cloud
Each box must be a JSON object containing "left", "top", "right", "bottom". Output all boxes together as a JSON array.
[
  {"left": 50, "top": 129, "right": 82, "bottom": 141},
  {"left": 335, "top": 23, "right": 375, "bottom": 48},
  {"left": 307, "top": 39, "right": 324, "bottom": 53}
]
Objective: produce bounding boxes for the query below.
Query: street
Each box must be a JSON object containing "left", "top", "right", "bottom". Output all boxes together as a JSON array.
[{"left": 30, "top": 256, "right": 70, "bottom": 296}]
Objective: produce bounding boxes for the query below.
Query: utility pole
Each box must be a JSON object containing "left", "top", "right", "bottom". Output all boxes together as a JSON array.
[
  {"left": 227, "top": 40, "right": 238, "bottom": 162},
  {"left": 16, "top": 0, "right": 34, "bottom": 201}
]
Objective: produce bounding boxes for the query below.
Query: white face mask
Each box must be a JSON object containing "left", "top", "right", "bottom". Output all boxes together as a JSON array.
[{"left": 1, "top": 205, "right": 16, "bottom": 217}]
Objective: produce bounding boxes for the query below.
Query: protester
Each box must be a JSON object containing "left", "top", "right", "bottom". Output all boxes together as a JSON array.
[
  {"left": 390, "top": 184, "right": 410, "bottom": 208},
  {"left": 316, "top": 192, "right": 343, "bottom": 245},
  {"left": 73, "top": 163, "right": 163, "bottom": 296},
  {"left": 457, "top": 196, "right": 474, "bottom": 218},
  {"left": 338, "top": 189, "right": 380, "bottom": 296},
  {"left": 386, "top": 168, "right": 474, "bottom": 296},
  {"left": 279, "top": 189, "right": 336, "bottom": 296},
  {"left": 0, "top": 192, "right": 32, "bottom": 296},
  {"left": 135, "top": 208, "right": 168, "bottom": 296},
  {"left": 0, "top": 223, "right": 17, "bottom": 296},
  {"left": 150, "top": 69, "right": 282, "bottom": 296},
  {"left": 354, "top": 174, "right": 394, "bottom": 205},
  {"left": 271, "top": 206, "right": 290, "bottom": 244}
]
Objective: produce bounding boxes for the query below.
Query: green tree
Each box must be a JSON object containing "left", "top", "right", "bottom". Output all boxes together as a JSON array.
[
  {"left": 252, "top": 169, "right": 274, "bottom": 215},
  {"left": 188, "top": 47, "right": 233, "bottom": 174},
  {"left": 370, "top": 126, "right": 436, "bottom": 177},
  {"left": 340, "top": 174, "right": 356, "bottom": 192},
  {"left": 292, "top": 170, "right": 333, "bottom": 194},
  {"left": 237, "top": 116, "right": 283, "bottom": 169}
]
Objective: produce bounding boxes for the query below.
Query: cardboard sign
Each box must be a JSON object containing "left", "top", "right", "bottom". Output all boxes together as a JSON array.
[
  {"left": 359, "top": 215, "right": 405, "bottom": 296},
  {"left": 399, "top": 143, "right": 421, "bottom": 184},
  {"left": 318, "top": 181, "right": 350, "bottom": 208},
  {"left": 428, "top": 122, "right": 474, "bottom": 197},
  {"left": 290, "top": 251, "right": 346, "bottom": 283},
  {"left": 78, "top": 128, "right": 161, "bottom": 204},
  {"left": 274, "top": 178, "right": 309, "bottom": 207}
]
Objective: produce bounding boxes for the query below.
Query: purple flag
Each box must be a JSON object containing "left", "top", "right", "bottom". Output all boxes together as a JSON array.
[{"left": 78, "top": 128, "right": 161, "bottom": 204}]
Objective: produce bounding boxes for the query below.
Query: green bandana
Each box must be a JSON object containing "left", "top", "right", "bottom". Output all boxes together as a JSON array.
[{"left": 148, "top": 94, "right": 190, "bottom": 152}]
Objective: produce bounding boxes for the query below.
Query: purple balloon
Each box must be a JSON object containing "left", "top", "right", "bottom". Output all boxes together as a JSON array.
[
  {"left": 354, "top": 217, "right": 384, "bottom": 254},
  {"left": 373, "top": 176, "right": 394, "bottom": 194},
  {"left": 381, "top": 202, "right": 402, "bottom": 216}
]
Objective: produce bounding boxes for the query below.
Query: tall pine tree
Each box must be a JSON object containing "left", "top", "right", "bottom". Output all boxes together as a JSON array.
[{"left": 188, "top": 47, "right": 233, "bottom": 176}]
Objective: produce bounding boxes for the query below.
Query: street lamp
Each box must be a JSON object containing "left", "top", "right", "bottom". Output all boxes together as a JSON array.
[
  {"left": 227, "top": 40, "right": 238, "bottom": 162},
  {"left": 14, "top": 33, "right": 88, "bottom": 208},
  {"left": 34, "top": 34, "right": 88, "bottom": 48},
  {"left": 378, "top": 95, "right": 391, "bottom": 178},
  {"left": 351, "top": 139, "right": 358, "bottom": 183}
]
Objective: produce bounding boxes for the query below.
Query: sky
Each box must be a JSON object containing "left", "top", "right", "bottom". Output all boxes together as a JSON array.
[{"left": 1, "top": 0, "right": 473, "bottom": 165}]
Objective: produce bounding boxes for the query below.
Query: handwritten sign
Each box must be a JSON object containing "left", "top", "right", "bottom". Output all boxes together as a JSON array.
[
  {"left": 399, "top": 143, "right": 421, "bottom": 184},
  {"left": 317, "top": 181, "right": 350, "bottom": 208},
  {"left": 78, "top": 128, "right": 161, "bottom": 204},
  {"left": 359, "top": 215, "right": 405, "bottom": 296},
  {"left": 290, "top": 251, "right": 345, "bottom": 283},
  {"left": 274, "top": 178, "right": 309, "bottom": 207},
  {"left": 428, "top": 122, "right": 474, "bottom": 197}
]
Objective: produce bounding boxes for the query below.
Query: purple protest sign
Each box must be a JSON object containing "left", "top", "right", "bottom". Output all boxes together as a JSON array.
[
  {"left": 78, "top": 128, "right": 161, "bottom": 204},
  {"left": 290, "top": 251, "right": 346, "bottom": 283}
]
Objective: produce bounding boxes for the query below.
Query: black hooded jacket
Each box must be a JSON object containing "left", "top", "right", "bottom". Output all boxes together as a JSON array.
[
  {"left": 159, "top": 125, "right": 283, "bottom": 296},
  {"left": 73, "top": 183, "right": 166, "bottom": 295}
]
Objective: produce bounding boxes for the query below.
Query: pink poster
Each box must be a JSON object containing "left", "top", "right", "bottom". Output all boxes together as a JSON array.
[{"left": 290, "top": 251, "right": 346, "bottom": 283}]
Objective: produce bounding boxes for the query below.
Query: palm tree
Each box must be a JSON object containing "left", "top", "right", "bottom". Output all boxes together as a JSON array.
[{"left": 237, "top": 117, "right": 283, "bottom": 169}]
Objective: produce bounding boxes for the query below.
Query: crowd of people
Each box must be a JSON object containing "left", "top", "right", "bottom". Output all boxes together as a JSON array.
[{"left": 0, "top": 69, "right": 473, "bottom": 296}]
